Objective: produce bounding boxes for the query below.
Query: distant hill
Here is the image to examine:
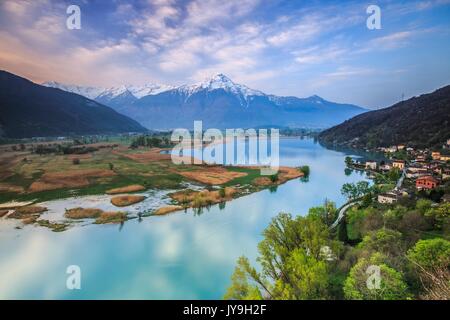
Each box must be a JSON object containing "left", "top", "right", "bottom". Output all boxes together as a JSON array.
[
  {"left": 0, "top": 71, "right": 147, "bottom": 138},
  {"left": 45, "top": 74, "right": 367, "bottom": 130},
  {"left": 319, "top": 85, "right": 450, "bottom": 149}
]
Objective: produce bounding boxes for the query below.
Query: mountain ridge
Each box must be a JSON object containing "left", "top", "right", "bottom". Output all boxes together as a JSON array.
[
  {"left": 0, "top": 70, "right": 147, "bottom": 138},
  {"left": 318, "top": 85, "right": 450, "bottom": 149},
  {"left": 44, "top": 73, "right": 367, "bottom": 130}
]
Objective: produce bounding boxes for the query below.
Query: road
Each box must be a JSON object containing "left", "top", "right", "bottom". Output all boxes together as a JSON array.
[{"left": 330, "top": 200, "right": 361, "bottom": 229}]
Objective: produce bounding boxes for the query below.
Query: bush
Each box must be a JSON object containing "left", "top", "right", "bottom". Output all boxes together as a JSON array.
[
  {"left": 407, "top": 238, "right": 450, "bottom": 270},
  {"left": 269, "top": 174, "right": 279, "bottom": 183},
  {"left": 343, "top": 253, "right": 410, "bottom": 300},
  {"left": 299, "top": 165, "right": 310, "bottom": 177},
  {"left": 72, "top": 158, "right": 80, "bottom": 165}
]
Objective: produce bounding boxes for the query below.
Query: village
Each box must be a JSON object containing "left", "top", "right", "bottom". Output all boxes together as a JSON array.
[{"left": 347, "top": 139, "right": 450, "bottom": 205}]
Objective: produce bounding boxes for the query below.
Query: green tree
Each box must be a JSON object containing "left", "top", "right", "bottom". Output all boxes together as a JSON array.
[
  {"left": 225, "top": 213, "right": 340, "bottom": 300},
  {"left": 416, "top": 199, "right": 433, "bottom": 214},
  {"left": 407, "top": 238, "right": 450, "bottom": 270},
  {"left": 407, "top": 239, "right": 450, "bottom": 299},
  {"left": 345, "top": 156, "right": 353, "bottom": 167},
  {"left": 424, "top": 203, "right": 450, "bottom": 229},
  {"left": 308, "top": 200, "right": 336, "bottom": 226},
  {"left": 357, "top": 229, "right": 405, "bottom": 269},
  {"left": 299, "top": 165, "right": 310, "bottom": 177},
  {"left": 341, "top": 181, "right": 371, "bottom": 200},
  {"left": 343, "top": 253, "right": 410, "bottom": 300},
  {"left": 387, "top": 168, "right": 401, "bottom": 182}
]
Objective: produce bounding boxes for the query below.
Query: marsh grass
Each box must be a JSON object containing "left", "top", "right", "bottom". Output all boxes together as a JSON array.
[
  {"left": 111, "top": 195, "right": 146, "bottom": 207},
  {"left": 65, "top": 207, "right": 103, "bottom": 219},
  {"left": 95, "top": 211, "right": 127, "bottom": 224}
]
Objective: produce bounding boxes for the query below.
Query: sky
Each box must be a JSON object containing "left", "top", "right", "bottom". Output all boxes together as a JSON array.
[{"left": 0, "top": 0, "right": 450, "bottom": 109}]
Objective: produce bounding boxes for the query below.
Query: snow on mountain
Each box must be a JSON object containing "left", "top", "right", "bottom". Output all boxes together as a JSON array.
[
  {"left": 179, "top": 73, "right": 263, "bottom": 97},
  {"left": 127, "top": 84, "right": 176, "bottom": 98},
  {"left": 42, "top": 81, "right": 104, "bottom": 100},
  {"left": 42, "top": 74, "right": 355, "bottom": 110},
  {"left": 96, "top": 85, "right": 130, "bottom": 99},
  {"left": 177, "top": 73, "right": 265, "bottom": 106},
  {"left": 43, "top": 74, "right": 266, "bottom": 107},
  {"left": 42, "top": 82, "right": 175, "bottom": 100}
]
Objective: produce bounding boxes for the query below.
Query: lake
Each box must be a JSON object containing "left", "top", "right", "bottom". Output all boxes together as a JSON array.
[{"left": 0, "top": 138, "right": 369, "bottom": 299}]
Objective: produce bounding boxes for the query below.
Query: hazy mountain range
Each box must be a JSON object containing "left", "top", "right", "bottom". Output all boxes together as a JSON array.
[
  {"left": 44, "top": 74, "right": 367, "bottom": 130},
  {"left": 0, "top": 71, "right": 146, "bottom": 138}
]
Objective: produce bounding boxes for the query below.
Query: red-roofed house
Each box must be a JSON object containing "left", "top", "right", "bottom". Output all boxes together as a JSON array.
[{"left": 416, "top": 176, "right": 439, "bottom": 190}]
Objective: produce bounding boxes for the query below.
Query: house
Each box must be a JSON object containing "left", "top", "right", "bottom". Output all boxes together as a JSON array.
[
  {"left": 397, "top": 145, "right": 406, "bottom": 150},
  {"left": 416, "top": 176, "right": 439, "bottom": 190},
  {"left": 432, "top": 151, "right": 441, "bottom": 160},
  {"left": 406, "top": 168, "right": 430, "bottom": 179},
  {"left": 443, "top": 169, "right": 450, "bottom": 180},
  {"left": 386, "top": 146, "right": 398, "bottom": 153},
  {"left": 392, "top": 160, "right": 405, "bottom": 170},
  {"left": 378, "top": 192, "right": 399, "bottom": 204},
  {"left": 365, "top": 160, "right": 377, "bottom": 170},
  {"left": 440, "top": 155, "right": 450, "bottom": 162},
  {"left": 408, "top": 163, "right": 424, "bottom": 172},
  {"left": 380, "top": 163, "right": 392, "bottom": 171},
  {"left": 415, "top": 155, "right": 426, "bottom": 162}
]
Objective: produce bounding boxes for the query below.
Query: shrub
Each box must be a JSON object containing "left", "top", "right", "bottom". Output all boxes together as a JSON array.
[{"left": 299, "top": 165, "right": 310, "bottom": 177}]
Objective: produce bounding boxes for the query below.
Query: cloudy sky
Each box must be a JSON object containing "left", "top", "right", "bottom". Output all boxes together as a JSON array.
[{"left": 0, "top": 0, "right": 450, "bottom": 108}]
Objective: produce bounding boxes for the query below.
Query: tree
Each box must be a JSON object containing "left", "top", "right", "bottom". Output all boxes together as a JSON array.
[
  {"left": 341, "top": 181, "right": 371, "bottom": 200},
  {"left": 225, "top": 213, "right": 340, "bottom": 300},
  {"left": 416, "top": 199, "right": 433, "bottom": 214},
  {"left": 308, "top": 200, "right": 336, "bottom": 226},
  {"left": 424, "top": 203, "right": 450, "bottom": 230},
  {"left": 341, "top": 183, "right": 359, "bottom": 200},
  {"left": 343, "top": 253, "right": 410, "bottom": 300},
  {"left": 345, "top": 156, "right": 353, "bottom": 167},
  {"left": 387, "top": 168, "right": 401, "bottom": 182},
  {"left": 407, "top": 239, "right": 450, "bottom": 270},
  {"left": 407, "top": 239, "right": 450, "bottom": 299},
  {"left": 299, "top": 165, "right": 310, "bottom": 177},
  {"left": 224, "top": 256, "right": 263, "bottom": 300},
  {"left": 269, "top": 173, "right": 279, "bottom": 183},
  {"left": 357, "top": 229, "right": 405, "bottom": 269}
]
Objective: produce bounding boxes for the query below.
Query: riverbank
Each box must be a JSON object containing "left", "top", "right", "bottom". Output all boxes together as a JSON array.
[{"left": 0, "top": 141, "right": 307, "bottom": 231}]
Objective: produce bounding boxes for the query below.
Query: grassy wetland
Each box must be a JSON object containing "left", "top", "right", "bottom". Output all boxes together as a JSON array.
[{"left": 0, "top": 135, "right": 307, "bottom": 231}]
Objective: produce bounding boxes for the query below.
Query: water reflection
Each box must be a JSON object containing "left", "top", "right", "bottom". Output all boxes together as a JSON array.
[{"left": 0, "top": 138, "right": 369, "bottom": 299}]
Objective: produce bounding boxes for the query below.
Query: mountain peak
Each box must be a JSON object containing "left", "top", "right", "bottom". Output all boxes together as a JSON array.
[
  {"left": 199, "top": 73, "right": 235, "bottom": 89},
  {"left": 308, "top": 94, "right": 325, "bottom": 102}
]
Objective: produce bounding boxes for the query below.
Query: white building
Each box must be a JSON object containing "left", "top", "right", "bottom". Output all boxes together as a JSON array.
[
  {"left": 365, "top": 160, "right": 377, "bottom": 170},
  {"left": 378, "top": 192, "right": 399, "bottom": 204}
]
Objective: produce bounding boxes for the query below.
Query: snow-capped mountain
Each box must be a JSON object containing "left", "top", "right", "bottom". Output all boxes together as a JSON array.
[
  {"left": 43, "top": 74, "right": 367, "bottom": 130},
  {"left": 42, "top": 81, "right": 174, "bottom": 100},
  {"left": 177, "top": 74, "right": 264, "bottom": 106},
  {"left": 42, "top": 81, "right": 105, "bottom": 100}
]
